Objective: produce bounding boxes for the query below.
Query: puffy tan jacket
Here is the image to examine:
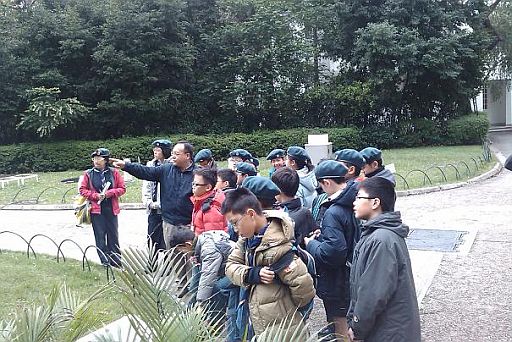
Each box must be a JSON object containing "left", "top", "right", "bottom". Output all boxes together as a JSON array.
[
  {"left": 190, "top": 189, "right": 227, "bottom": 236},
  {"left": 79, "top": 168, "right": 126, "bottom": 215},
  {"left": 226, "top": 210, "right": 316, "bottom": 337}
]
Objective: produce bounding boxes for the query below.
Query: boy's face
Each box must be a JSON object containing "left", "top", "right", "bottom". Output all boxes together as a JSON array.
[
  {"left": 285, "top": 155, "right": 296, "bottom": 168},
  {"left": 216, "top": 177, "right": 228, "bottom": 190},
  {"left": 236, "top": 172, "right": 246, "bottom": 186},
  {"left": 198, "top": 160, "right": 210, "bottom": 167},
  {"left": 153, "top": 147, "right": 165, "bottom": 160},
  {"left": 339, "top": 161, "right": 356, "bottom": 180},
  {"left": 353, "top": 189, "right": 379, "bottom": 220},
  {"left": 271, "top": 157, "right": 286, "bottom": 169},
  {"left": 192, "top": 175, "right": 211, "bottom": 197},
  {"left": 225, "top": 210, "right": 257, "bottom": 238},
  {"left": 362, "top": 160, "right": 379, "bottom": 176}
]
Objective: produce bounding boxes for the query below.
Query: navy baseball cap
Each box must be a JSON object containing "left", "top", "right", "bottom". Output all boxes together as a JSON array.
[
  {"left": 229, "top": 149, "right": 253, "bottom": 161},
  {"left": 315, "top": 160, "right": 348, "bottom": 180},
  {"left": 266, "top": 149, "right": 286, "bottom": 161},
  {"left": 235, "top": 162, "right": 257, "bottom": 176},
  {"left": 335, "top": 149, "right": 365, "bottom": 168},
  {"left": 242, "top": 176, "right": 280, "bottom": 200},
  {"left": 360, "top": 147, "right": 382, "bottom": 164},
  {"left": 194, "top": 149, "right": 213, "bottom": 163},
  {"left": 286, "top": 146, "right": 310, "bottom": 162},
  {"left": 91, "top": 148, "right": 110, "bottom": 158}
]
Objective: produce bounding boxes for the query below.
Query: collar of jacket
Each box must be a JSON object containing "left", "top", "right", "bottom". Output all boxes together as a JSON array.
[
  {"left": 279, "top": 198, "right": 302, "bottom": 211},
  {"left": 191, "top": 189, "right": 216, "bottom": 204},
  {"left": 253, "top": 210, "right": 294, "bottom": 253},
  {"left": 364, "top": 166, "right": 385, "bottom": 179}
]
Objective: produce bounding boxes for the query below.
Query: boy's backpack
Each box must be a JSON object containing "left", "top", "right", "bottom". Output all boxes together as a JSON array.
[{"left": 270, "top": 243, "right": 317, "bottom": 320}]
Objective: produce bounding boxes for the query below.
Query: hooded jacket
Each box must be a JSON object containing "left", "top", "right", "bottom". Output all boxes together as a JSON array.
[
  {"left": 365, "top": 166, "right": 396, "bottom": 186},
  {"left": 347, "top": 211, "right": 421, "bottom": 342},
  {"left": 278, "top": 198, "right": 315, "bottom": 246},
  {"left": 124, "top": 162, "right": 196, "bottom": 225},
  {"left": 296, "top": 167, "right": 317, "bottom": 209},
  {"left": 306, "top": 181, "right": 359, "bottom": 302},
  {"left": 190, "top": 189, "right": 227, "bottom": 235},
  {"left": 226, "top": 210, "right": 315, "bottom": 336},
  {"left": 141, "top": 159, "right": 170, "bottom": 214},
  {"left": 194, "top": 230, "right": 234, "bottom": 302}
]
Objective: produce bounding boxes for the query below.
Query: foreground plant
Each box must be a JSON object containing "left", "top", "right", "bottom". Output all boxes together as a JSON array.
[
  {"left": 96, "top": 244, "right": 334, "bottom": 342},
  {"left": 0, "top": 283, "right": 108, "bottom": 342}
]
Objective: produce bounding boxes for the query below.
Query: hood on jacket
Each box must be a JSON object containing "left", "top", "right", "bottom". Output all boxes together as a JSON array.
[
  {"left": 279, "top": 198, "right": 302, "bottom": 212},
  {"left": 362, "top": 211, "right": 409, "bottom": 238},
  {"left": 262, "top": 209, "right": 295, "bottom": 243},
  {"left": 332, "top": 179, "right": 359, "bottom": 208},
  {"left": 195, "top": 230, "right": 234, "bottom": 257},
  {"left": 366, "top": 167, "right": 396, "bottom": 186},
  {"left": 297, "top": 167, "right": 318, "bottom": 192}
]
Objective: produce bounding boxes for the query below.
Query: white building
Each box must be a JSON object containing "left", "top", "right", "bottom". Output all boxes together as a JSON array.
[{"left": 474, "top": 78, "right": 512, "bottom": 126}]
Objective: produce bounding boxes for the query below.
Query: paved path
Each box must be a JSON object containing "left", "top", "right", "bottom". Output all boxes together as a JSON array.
[{"left": 1, "top": 133, "right": 511, "bottom": 341}]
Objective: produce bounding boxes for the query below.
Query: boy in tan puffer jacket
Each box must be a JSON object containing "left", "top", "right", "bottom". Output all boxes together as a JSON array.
[{"left": 222, "top": 187, "right": 315, "bottom": 338}]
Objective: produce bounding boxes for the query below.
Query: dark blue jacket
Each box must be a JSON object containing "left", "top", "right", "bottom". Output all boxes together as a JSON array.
[
  {"left": 306, "top": 180, "right": 359, "bottom": 301},
  {"left": 124, "top": 162, "right": 196, "bottom": 225}
]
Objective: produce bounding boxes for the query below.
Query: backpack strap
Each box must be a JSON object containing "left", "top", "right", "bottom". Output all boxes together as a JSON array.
[{"left": 269, "top": 250, "right": 295, "bottom": 273}]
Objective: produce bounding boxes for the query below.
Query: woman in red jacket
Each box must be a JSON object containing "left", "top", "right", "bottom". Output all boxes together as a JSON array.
[
  {"left": 190, "top": 168, "right": 227, "bottom": 236},
  {"left": 79, "top": 148, "right": 126, "bottom": 267}
]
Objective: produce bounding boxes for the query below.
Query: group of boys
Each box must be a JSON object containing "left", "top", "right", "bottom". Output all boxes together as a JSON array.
[{"left": 109, "top": 141, "right": 420, "bottom": 342}]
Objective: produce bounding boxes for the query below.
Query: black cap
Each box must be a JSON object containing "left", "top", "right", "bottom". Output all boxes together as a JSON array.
[{"left": 91, "top": 148, "right": 110, "bottom": 158}]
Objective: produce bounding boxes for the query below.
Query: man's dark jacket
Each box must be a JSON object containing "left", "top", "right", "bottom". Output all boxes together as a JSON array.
[
  {"left": 124, "top": 162, "right": 196, "bottom": 225},
  {"left": 278, "top": 198, "right": 315, "bottom": 246},
  {"left": 306, "top": 181, "right": 359, "bottom": 301},
  {"left": 347, "top": 211, "right": 421, "bottom": 342}
]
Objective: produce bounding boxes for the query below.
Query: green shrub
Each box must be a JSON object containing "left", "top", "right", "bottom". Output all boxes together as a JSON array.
[
  {"left": 445, "top": 112, "right": 489, "bottom": 145},
  {"left": 0, "top": 114, "right": 489, "bottom": 174},
  {"left": 396, "top": 118, "right": 444, "bottom": 147},
  {"left": 0, "top": 127, "right": 363, "bottom": 173}
]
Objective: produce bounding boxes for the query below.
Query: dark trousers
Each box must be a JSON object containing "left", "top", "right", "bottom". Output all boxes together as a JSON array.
[
  {"left": 91, "top": 211, "right": 121, "bottom": 266},
  {"left": 188, "top": 271, "right": 241, "bottom": 342},
  {"left": 147, "top": 211, "right": 165, "bottom": 251}
]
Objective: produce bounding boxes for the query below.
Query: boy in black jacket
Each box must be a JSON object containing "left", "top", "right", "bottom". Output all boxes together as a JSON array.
[
  {"left": 304, "top": 160, "right": 358, "bottom": 341},
  {"left": 272, "top": 167, "right": 315, "bottom": 246}
]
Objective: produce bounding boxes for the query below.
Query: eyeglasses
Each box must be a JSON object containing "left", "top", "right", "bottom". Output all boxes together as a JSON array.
[
  {"left": 192, "top": 182, "right": 208, "bottom": 187},
  {"left": 355, "top": 196, "right": 376, "bottom": 200},
  {"left": 230, "top": 214, "right": 248, "bottom": 228},
  {"left": 171, "top": 151, "right": 184, "bottom": 156}
]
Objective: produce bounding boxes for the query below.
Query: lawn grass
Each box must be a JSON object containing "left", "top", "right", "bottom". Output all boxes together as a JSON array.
[
  {"left": 0, "top": 144, "right": 495, "bottom": 204},
  {"left": 384, "top": 145, "right": 495, "bottom": 189},
  {"left": 0, "top": 250, "right": 125, "bottom": 323}
]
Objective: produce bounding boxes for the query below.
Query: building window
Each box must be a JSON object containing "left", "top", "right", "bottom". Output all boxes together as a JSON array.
[{"left": 483, "top": 84, "right": 488, "bottom": 110}]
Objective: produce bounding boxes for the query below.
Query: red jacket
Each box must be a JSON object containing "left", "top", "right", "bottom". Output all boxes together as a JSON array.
[
  {"left": 190, "top": 189, "right": 227, "bottom": 236},
  {"left": 79, "top": 168, "right": 126, "bottom": 215}
]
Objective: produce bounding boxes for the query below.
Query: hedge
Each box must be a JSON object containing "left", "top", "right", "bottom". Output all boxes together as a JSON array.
[{"left": 0, "top": 114, "right": 489, "bottom": 173}]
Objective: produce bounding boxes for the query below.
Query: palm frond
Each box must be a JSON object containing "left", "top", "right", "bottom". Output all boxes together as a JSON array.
[
  {"left": 254, "top": 311, "right": 338, "bottom": 342},
  {"left": 114, "top": 245, "right": 220, "bottom": 342}
]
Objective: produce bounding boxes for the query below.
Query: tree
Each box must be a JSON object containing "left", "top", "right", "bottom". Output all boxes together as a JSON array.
[
  {"left": 327, "top": 0, "right": 494, "bottom": 124},
  {"left": 489, "top": 0, "right": 512, "bottom": 76},
  {"left": 17, "top": 87, "right": 90, "bottom": 138},
  {"left": 209, "top": 0, "right": 316, "bottom": 131},
  {"left": 91, "top": 0, "right": 195, "bottom": 138}
]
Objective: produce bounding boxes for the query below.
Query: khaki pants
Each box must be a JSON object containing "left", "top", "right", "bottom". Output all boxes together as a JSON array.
[{"left": 162, "top": 222, "right": 191, "bottom": 249}]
